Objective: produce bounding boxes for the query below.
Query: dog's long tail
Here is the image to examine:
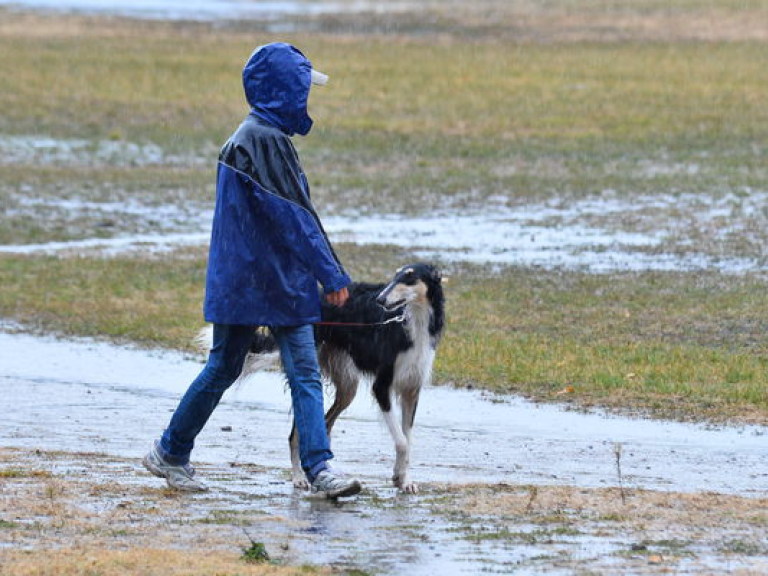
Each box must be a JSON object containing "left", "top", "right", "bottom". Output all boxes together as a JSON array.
[
  {"left": 249, "top": 327, "right": 277, "bottom": 354},
  {"left": 194, "top": 325, "right": 280, "bottom": 375}
]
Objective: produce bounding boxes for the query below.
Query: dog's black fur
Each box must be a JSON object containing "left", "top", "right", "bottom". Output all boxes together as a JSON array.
[{"left": 247, "top": 263, "right": 444, "bottom": 493}]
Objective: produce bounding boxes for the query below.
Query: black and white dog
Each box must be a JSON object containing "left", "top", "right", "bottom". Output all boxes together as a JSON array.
[{"left": 243, "top": 262, "right": 445, "bottom": 493}]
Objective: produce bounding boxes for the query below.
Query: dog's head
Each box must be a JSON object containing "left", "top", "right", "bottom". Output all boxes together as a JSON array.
[{"left": 376, "top": 263, "right": 442, "bottom": 312}]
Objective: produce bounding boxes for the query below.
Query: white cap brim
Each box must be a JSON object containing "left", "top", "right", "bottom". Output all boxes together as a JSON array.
[{"left": 311, "top": 69, "right": 329, "bottom": 86}]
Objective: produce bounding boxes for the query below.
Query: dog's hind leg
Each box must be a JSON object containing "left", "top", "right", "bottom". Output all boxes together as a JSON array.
[
  {"left": 289, "top": 347, "right": 358, "bottom": 490},
  {"left": 288, "top": 422, "right": 308, "bottom": 489},
  {"left": 319, "top": 346, "right": 359, "bottom": 437}
]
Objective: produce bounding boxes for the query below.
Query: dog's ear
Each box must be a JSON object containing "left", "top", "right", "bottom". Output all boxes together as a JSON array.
[{"left": 431, "top": 266, "right": 444, "bottom": 283}]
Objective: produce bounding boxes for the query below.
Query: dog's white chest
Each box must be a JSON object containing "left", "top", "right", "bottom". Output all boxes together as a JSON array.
[{"left": 393, "top": 310, "right": 435, "bottom": 392}]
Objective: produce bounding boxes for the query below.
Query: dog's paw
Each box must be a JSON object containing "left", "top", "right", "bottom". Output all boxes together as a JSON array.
[
  {"left": 401, "top": 482, "right": 419, "bottom": 494},
  {"left": 392, "top": 474, "right": 418, "bottom": 494},
  {"left": 292, "top": 476, "right": 310, "bottom": 491}
]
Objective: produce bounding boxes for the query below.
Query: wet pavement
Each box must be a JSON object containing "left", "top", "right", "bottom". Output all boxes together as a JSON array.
[
  {"left": 3, "top": 329, "right": 766, "bottom": 496},
  {"left": 2, "top": 328, "right": 766, "bottom": 574}
]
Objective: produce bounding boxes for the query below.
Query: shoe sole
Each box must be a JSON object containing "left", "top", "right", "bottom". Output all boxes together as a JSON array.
[{"left": 321, "top": 480, "right": 362, "bottom": 499}]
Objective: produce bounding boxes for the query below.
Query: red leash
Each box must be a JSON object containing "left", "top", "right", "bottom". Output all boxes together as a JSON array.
[{"left": 314, "top": 313, "right": 406, "bottom": 328}]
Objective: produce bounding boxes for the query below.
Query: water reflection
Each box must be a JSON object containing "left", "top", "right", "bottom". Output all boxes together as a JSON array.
[{"left": 0, "top": 0, "right": 416, "bottom": 22}]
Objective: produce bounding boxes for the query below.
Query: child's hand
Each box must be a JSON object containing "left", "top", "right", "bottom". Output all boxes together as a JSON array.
[{"left": 326, "top": 286, "right": 349, "bottom": 307}]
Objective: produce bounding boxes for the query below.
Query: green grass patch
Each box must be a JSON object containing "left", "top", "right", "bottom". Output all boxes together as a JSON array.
[
  {"left": 241, "top": 541, "right": 271, "bottom": 564},
  {"left": 0, "top": 468, "right": 53, "bottom": 479},
  {"left": 0, "top": 252, "right": 206, "bottom": 348},
  {"left": 437, "top": 265, "right": 768, "bottom": 421},
  {"left": 11, "top": 32, "right": 768, "bottom": 143}
]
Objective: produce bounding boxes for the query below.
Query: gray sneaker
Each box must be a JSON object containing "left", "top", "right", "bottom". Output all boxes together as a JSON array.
[
  {"left": 142, "top": 441, "right": 208, "bottom": 492},
  {"left": 311, "top": 469, "right": 361, "bottom": 499}
]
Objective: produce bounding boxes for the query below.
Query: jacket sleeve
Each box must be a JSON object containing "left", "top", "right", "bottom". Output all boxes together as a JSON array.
[{"left": 258, "top": 177, "right": 351, "bottom": 294}]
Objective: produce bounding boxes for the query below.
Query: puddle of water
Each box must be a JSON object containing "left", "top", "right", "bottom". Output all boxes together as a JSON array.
[
  {"left": 0, "top": 135, "right": 203, "bottom": 167},
  {"left": 326, "top": 189, "right": 767, "bottom": 272},
  {"left": 0, "top": 0, "right": 417, "bottom": 21},
  {"left": 1, "top": 198, "right": 762, "bottom": 273},
  {"left": 2, "top": 134, "right": 765, "bottom": 272},
  {"left": 8, "top": 195, "right": 211, "bottom": 231},
  {"left": 324, "top": 211, "right": 752, "bottom": 272},
  {"left": 0, "top": 231, "right": 210, "bottom": 256}
]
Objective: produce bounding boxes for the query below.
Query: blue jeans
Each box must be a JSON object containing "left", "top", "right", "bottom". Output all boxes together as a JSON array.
[{"left": 159, "top": 323, "right": 333, "bottom": 481}]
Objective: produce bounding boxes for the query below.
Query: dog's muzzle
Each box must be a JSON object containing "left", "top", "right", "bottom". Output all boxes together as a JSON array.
[{"left": 376, "top": 288, "right": 405, "bottom": 311}]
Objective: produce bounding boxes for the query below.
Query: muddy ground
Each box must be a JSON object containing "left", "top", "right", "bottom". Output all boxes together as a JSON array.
[
  {"left": 1, "top": 330, "right": 766, "bottom": 575},
  {"left": 2, "top": 447, "right": 767, "bottom": 575}
]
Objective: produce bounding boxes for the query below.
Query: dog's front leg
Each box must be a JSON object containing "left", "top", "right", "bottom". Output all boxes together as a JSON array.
[
  {"left": 288, "top": 423, "right": 309, "bottom": 489},
  {"left": 380, "top": 406, "right": 412, "bottom": 492},
  {"left": 374, "top": 367, "right": 412, "bottom": 492}
]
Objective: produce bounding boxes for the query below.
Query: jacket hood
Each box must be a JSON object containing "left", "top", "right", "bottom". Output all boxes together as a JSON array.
[{"left": 243, "top": 42, "right": 314, "bottom": 137}]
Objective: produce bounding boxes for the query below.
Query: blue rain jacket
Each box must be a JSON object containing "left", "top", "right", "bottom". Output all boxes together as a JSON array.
[{"left": 203, "top": 43, "right": 350, "bottom": 327}]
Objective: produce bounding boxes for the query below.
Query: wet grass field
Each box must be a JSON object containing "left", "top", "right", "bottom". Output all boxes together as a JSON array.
[{"left": 1, "top": 2, "right": 767, "bottom": 573}]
